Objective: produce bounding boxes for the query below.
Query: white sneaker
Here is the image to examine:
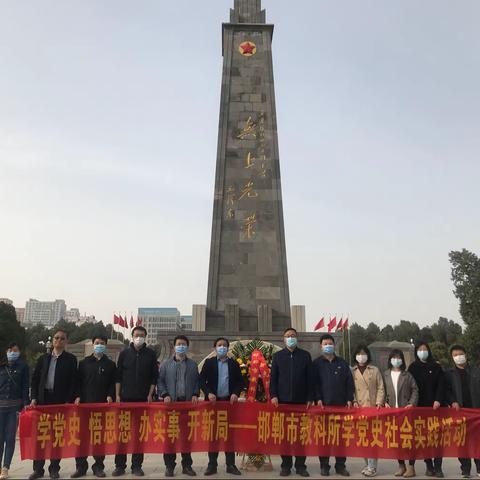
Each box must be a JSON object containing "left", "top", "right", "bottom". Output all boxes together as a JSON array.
[
  {"left": 361, "top": 467, "right": 368, "bottom": 475},
  {"left": 364, "top": 468, "right": 377, "bottom": 477},
  {"left": 0, "top": 467, "right": 9, "bottom": 480}
]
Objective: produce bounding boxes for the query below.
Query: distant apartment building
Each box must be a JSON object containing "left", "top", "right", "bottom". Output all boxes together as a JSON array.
[
  {"left": 137, "top": 308, "right": 193, "bottom": 339},
  {"left": 64, "top": 308, "right": 81, "bottom": 323},
  {"left": 15, "top": 308, "right": 25, "bottom": 324},
  {"left": 181, "top": 315, "right": 193, "bottom": 331},
  {"left": 24, "top": 299, "right": 67, "bottom": 327}
]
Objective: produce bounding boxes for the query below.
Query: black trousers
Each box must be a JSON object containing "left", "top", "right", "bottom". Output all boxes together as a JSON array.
[
  {"left": 164, "top": 453, "right": 193, "bottom": 469},
  {"left": 163, "top": 397, "right": 193, "bottom": 470},
  {"left": 319, "top": 456, "right": 346, "bottom": 470},
  {"left": 281, "top": 455, "right": 306, "bottom": 471},
  {"left": 32, "top": 391, "right": 61, "bottom": 475},
  {"left": 75, "top": 456, "right": 105, "bottom": 473},
  {"left": 424, "top": 458, "right": 443, "bottom": 471},
  {"left": 208, "top": 396, "right": 235, "bottom": 467},
  {"left": 459, "top": 458, "right": 480, "bottom": 474}
]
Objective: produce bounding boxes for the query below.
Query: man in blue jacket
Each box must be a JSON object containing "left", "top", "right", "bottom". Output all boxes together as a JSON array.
[
  {"left": 312, "top": 334, "right": 354, "bottom": 477},
  {"left": 270, "top": 328, "right": 313, "bottom": 477}
]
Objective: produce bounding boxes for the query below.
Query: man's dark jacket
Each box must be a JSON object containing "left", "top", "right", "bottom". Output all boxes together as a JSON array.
[
  {"left": 199, "top": 357, "right": 244, "bottom": 398},
  {"left": 270, "top": 347, "right": 313, "bottom": 404},
  {"left": 116, "top": 343, "right": 158, "bottom": 401},
  {"left": 312, "top": 355, "right": 354, "bottom": 406},
  {"left": 445, "top": 365, "right": 480, "bottom": 408},
  {"left": 76, "top": 354, "right": 116, "bottom": 403},
  {"left": 31, "top": 351, "right": 78, "bottom": 404}
]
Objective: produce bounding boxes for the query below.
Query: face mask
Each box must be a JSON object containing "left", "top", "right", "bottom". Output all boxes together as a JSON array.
[
  {"left": 391, "top": 358, "right": 403, "bottom": 368},
  {"left": 285, "top": 337, "right": 297, "bottom": 348},
  {"left": 7, "top": 352, "right": 20, "bottom": 362},
  {"left": 93, "top": 344, "right": 106, "bottom": 355},
  {"left": 175, "top": 345, "right": 188, "bottom": 355},
  {"left": 453, "top": 354, "right": 467, "bottom": 365},
  {"left": 356, "top": 354, "right": 368, "bottom": 365},
  {"left": 322, "top": 344, "right": 335, "bottom": 355},
  {"left": 133, "top": 336, "right": 145, "bottom": 347},
  {"left": 216, "top": 346, "right": 228, "bottom": 357},
  {"left": 417, "top": 350, "right": 429, "bottom": 361}
]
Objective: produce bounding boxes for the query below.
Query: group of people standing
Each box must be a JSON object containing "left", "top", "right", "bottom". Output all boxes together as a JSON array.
[
  {"left": 0, "top": 326, "right": 479, "bottom": 480},
  {"left": 271, "top": 330, "right": 480, "bottom": 479}
]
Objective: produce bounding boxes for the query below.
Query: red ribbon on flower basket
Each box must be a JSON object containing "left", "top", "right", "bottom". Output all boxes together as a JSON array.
[{"left": 246, "top": 349, "right": 271, "bottom": 402}]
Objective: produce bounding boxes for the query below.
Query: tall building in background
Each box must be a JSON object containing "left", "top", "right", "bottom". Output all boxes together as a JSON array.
[
  {"left": 24, "top": 299, "right": 66, "bottom": 327},
  {"left": 180, "top": 315, "right": 193, "bottom": 331},
  {"left": 15, "top": 308, "right": 25, "bottom": 324}
]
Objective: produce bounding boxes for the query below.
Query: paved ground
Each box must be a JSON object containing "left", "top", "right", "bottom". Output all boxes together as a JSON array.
[{"left": 5, "top": 443, "right": 476, "bottom": 480}]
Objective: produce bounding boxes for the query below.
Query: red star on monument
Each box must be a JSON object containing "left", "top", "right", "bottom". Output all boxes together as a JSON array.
[{"left": 240, "top": 41, "right": 256, "bottom": 56}]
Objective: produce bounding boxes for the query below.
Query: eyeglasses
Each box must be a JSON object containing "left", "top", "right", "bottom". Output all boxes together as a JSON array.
[{"left": 54, "top": 336, "right": 66, "bottom": 340}]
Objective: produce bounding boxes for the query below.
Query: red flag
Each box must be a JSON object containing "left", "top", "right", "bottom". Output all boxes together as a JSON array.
[
  {"left": 328, "top": 316, "right": 337, "bottom": 332},
  {"left": 336, "top": 317, "right": 344, "bottom": 332},
  {"left": 113, "top": 314, "right": 119, "bottom": 325},
  {"left": 343, "top": 317, "right": 349, "bottom": 330},
  {"left": 130, "top": 315, "right": 134, "bottom": 329},
  {"left": 119, "top": 315, "right": 125, "bottom": 328},
  {"left": 314, "top": 317, "right": 325, "bottom": 331},
  {"left": 136, "top": 317, "right": 143, "bottom": 326}
]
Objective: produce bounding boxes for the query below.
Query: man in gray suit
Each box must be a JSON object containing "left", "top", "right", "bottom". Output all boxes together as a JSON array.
[{"left": 158, "top": 335, "right": 200, "bottom": 477}]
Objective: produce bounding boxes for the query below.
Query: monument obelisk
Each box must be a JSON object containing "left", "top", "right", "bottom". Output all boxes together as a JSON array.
[{"left": 206, "top": 0, "right": 291, "bottom": 333}]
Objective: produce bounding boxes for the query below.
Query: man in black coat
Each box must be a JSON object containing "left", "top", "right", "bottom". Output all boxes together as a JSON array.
[
  {"left": 445, "top": 344, "right": 480, "bottom": 478},
  {"left": 29, "top": 329, "right": 78, "bottom": 480},
  {"left": 71, "top": 335, "right": 116, "bottom": 479},
  {"left": 270, "top": 327, "right": 313, "bottom": 478},
  {"left": 312, "top": 334, "right": 354, "bottom": 477},
  {"left": 112, "top": 326, "right": 158, "bottom": 478},
  {"left": 200, "top": 337, "right": 243, "bottom": 476}
]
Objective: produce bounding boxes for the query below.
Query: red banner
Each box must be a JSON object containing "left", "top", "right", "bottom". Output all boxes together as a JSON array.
[{"left": 19, "top": 402, "right": 480, "bottom": 460}]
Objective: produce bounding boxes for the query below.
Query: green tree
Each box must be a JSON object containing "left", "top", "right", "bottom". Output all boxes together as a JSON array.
[
  {"left": 365, "top": 322, "right": 381, "bottom": 345},
  {"left": 379, "top": 324, "right": 395, "bottom": 341},
  {"left": 431, "top": 317, "right": 462, "bottom": 346},
  {"left": 392, "top": 320, "right": 420, "bottom": 343},
  {"left": 449, "top": 249, "right": 480, "bottom": 364},
  {"left": 429, "top": 341, "right": 450, "bottom": 368},
  {"left": 0, "top": 301, "right": 26, "bottom": 359}
]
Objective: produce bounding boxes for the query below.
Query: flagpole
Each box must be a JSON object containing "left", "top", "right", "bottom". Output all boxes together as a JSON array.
[
  {"left": 347, "top": 315, "right": 352, "bottom": 366},
  {"left": 110, "top": 313, "right": 114, "bottom": 340}
]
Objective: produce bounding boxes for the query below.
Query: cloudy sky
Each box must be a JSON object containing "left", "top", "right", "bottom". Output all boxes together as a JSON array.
[{"left": 1, "top": 0, "right": 479, "bottom": 330}]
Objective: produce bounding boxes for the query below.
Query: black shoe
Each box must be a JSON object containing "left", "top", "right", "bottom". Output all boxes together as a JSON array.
[
  {"left": 71, "top": 471, "right": 87, "bottom": 479},
  {"left": 204, "top": 466, "right": 217, "bottom": 476},
  {"left": 111, "top": 468, "right": 125, "bottom": 477},
  {"left": 131, "top": 468, "right": 145, "bottom": 477},
  {"left": 49, "top": 473, "right": 60, "bottom": 480},
  {"left": 320, "top": 467, "right": 330, "bottom": 477},
  {"left": 29, "top": 473, "right": 44, "bottom": 480},
  {"left": 435, "top": 471, "right": 445, "bottom": 478},
  {"left": 165, "top": 468, "right": 174, "bottom": 478},
  {"left": 296, "top": 468, "right": 310, "bottom": 477},
  {"left": 426, "top": 468, "right": 436, "bottom": 477},
  {"left": 280, "top": 469, "right": 291, "bottom": 477},
  {"left": 93, "top": 471, "right": 106, "bottom": 478},
  {"left": 335, "top": 469, "right": 350, "bottom": 477},
  {"left": 182, "top": 466, "right": 197, "bottom": 476},
  {"left": 226, "top": 465, "right": 241, "bottom": 476}
]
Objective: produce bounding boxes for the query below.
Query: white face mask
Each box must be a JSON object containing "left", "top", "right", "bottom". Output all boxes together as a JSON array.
[
  {"left": 453, "top": 354, "right": 467, "bottom": 365},
  {"left": 133, "top": 336, "right": 145, "bottom": 347},
  {"left": 356, "top": 354, "right": 368, "bottom": 365}
]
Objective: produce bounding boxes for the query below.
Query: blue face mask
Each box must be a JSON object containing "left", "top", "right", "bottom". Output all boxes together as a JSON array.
[
  {"left": 322, "top": 344, "right": 335, "bottom": 355},
  {"left": 93, "top": 344, "right": 106, "bottom": 355},
  {"left": 216, "top": 346, "right": 228, "bottom": 358},
  {"left": 7, "top": 352, "right": 20, "bottom": 362},
  {"left": 285, "top": 337, "right": 297, "bottom": 348},
  {"left": 417, "top": 350, "right": 429, "bottom": 361},
  {"left": 391, "top": 358, "right": 403, "bottom": 368},
  {"left": 175, "top": 345, "right": 188, "bottom": 355}
]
